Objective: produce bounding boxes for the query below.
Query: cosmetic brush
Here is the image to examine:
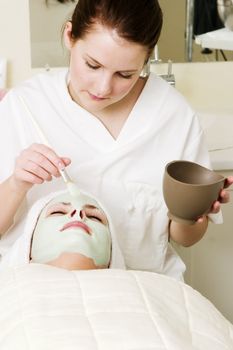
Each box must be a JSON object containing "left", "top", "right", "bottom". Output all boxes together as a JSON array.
[{"left": 18, "top": 95, "right": 80, "bottom": 196}]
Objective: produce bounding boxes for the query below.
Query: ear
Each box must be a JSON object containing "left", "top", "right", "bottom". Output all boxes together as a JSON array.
[{"left": 64, "top": 21, "right": 73, "bottom": 50}]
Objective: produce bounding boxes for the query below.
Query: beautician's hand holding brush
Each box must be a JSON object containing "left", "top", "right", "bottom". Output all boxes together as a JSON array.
[
  {"left": 18, "top": 95, "right": 80, "bottom": 196},
  {"left": 0, "top": 97, "right": 79, "bottom": 236}
]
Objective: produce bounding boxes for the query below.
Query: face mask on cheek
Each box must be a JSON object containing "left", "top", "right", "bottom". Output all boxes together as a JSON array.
[{"left": 30, "top": 193, "right": 112, "bottom": 267}]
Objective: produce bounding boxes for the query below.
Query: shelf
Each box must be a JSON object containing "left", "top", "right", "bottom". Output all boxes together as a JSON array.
[{"left": 195, "top": 28, "right": 233, "bottom": 51}]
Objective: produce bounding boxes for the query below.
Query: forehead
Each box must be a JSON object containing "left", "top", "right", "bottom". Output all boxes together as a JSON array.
[
  {"left": 77, "top": 23, "right": 148, "bottom": 67},
  {"left": 47, "top": 192, "right": 100, "bottom": 208}
]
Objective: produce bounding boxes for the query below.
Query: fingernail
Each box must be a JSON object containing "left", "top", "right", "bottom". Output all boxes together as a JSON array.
[{"left": 58, "top": 161, "right": 65, "bottom": 169}]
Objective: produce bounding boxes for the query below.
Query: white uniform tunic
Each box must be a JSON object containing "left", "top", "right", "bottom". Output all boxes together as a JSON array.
[{"left": 0, "top": 69, "right": 213, "bottom": 279}]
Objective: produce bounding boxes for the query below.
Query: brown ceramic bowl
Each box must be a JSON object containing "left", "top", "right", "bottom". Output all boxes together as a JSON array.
[{"left": 163, "top": 160, "right": 225, "bottom": 225}]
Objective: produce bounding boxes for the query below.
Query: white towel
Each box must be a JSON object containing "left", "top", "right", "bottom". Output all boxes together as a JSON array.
[{"left": 0, "top": 190, "right": 125, "bottom": 270}]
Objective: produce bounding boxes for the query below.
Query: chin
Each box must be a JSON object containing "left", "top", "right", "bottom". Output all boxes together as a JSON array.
[
  {"left": 84, "top": 100, "right": 111, "bottom": 113},
  {"left": 46, "top": 252, "right": 108, "bottom": 271}
]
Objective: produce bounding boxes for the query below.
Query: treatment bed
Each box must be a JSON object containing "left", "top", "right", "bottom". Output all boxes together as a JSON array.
[{"left": 0, "top": 264, "right": 232, "bottom": 349}]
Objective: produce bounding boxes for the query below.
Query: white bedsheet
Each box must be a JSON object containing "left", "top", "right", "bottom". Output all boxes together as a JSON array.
[{"left": 0, "top": 265, "right": 232, "bottom": 350}]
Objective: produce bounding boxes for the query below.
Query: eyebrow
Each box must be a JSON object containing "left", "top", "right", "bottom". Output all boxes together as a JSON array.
[
  {"left": 86, "top": 55, "right": 138, "bottom": 73},
  {"left": 48, "top": 202, "right": 71, "bottom": 209},
  {"left": 84, "top": 204, "right": 99, "bottom": 210},
  {"left": 50, "top": 203, "right": 98, "bottom": 210}
]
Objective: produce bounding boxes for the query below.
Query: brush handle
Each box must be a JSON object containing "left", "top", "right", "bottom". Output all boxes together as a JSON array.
[
  {"left": 19, "top": 95, "right": 73, "bottom": 183},
  {"left": 59, "top": 168, "right": 72, "bottom": 183},
  {"left": 19, "top": 95, "right": 51, "bottom": 147}
]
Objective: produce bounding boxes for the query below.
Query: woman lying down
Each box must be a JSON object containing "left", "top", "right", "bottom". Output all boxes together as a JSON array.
[
  {"left": 0, "top": 191, "right": 233, "bottom": 349},
  {"left": 0, "top": 189, "right": 125, "bottom": 270}
]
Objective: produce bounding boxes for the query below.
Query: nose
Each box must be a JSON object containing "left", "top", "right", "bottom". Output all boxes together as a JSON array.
[
  {"left": 97, "top": 73, "right": 112, "bottom": 97},
  {"left": 70, "top": 209, "right": 77, "bottom": 218},
  {"left": 69, "top": 209, "right": 86, "bottom": 220}
]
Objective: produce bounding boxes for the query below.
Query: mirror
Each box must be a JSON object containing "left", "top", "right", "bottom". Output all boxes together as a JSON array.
[
  {"left": 29, "top": 0, "right": 233, "bottom": 67},
  {"left": 158, "top": 0, "right": 233, "bottom": 62}
]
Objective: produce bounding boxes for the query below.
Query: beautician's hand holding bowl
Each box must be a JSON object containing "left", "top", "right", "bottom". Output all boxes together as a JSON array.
[{"left": 163, "top": 160, "right": 233, "bottom": 225}]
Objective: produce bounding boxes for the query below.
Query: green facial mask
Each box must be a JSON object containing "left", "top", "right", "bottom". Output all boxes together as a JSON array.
[{"left": 31, "top": 192, "right": 111, "bottom": 267}]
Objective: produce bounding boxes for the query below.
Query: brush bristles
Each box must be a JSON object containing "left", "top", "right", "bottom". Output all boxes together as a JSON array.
[{"left": 66, "top": 182, "right": 81, "bottom": 197}]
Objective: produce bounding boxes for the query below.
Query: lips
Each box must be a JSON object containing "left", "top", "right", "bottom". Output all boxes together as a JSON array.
[
  {"left": 60, "top": 221, "right": 91, "bottom": 235},
  {"left": 88, "top": 92, "right": 108, "bottom": 101}
]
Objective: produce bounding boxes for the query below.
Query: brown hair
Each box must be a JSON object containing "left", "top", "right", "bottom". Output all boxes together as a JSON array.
[{"left": 69, "top": 0, "right": 163, "bottom": 56}]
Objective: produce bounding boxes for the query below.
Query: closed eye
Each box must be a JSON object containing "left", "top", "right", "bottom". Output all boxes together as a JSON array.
[
  {"left": 84, "top": 206, "right": 108, "bottom": 225},
  {"left": 87, "top": 215, "right": 102, "bottom": 222},
  {"left": 46, "top": 203, "right": 71, "bottom": 217},
  {"left": 118, "top": 72, "right": 133, "bottom": 79},
  {"left": 85, "top": 61, "right": 100, "bottom": 70},
  {"left": 49, "top": 210, "right": 67, "bottom": 216}
]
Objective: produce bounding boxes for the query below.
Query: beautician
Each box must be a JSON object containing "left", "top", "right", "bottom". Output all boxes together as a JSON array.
[{"left": 0, "top": 0, "right": 232, "bottom": 280}]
